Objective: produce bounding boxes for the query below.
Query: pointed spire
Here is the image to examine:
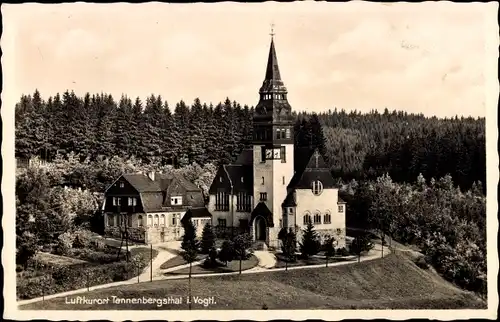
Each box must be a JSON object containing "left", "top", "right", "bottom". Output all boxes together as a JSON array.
[{"left": 264, "top": 28, "right": 281, "bottom": 81}]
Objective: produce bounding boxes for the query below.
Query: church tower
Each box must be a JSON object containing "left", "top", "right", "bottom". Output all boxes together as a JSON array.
[{"left": 252, "top": 29, "right": 295, "bottom": 246}]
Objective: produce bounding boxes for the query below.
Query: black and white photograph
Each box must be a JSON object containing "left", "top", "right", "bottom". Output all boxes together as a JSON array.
[{"left": 2, "top": 1, "right": 498, "bottom": 320}]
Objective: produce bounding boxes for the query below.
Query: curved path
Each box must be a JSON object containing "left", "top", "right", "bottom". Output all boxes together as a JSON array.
[{"left": 17, "top": 243, "right": 390, "bottom": 306}]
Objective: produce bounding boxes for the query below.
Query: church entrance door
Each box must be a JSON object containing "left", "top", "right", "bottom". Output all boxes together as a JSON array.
[{"left": 255, "top": 216, "right": 267, "bottom": 241}]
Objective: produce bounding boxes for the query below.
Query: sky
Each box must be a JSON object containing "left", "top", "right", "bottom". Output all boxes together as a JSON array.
[{"left": 2, "top": 1, "right": 498, "bottom": 118}]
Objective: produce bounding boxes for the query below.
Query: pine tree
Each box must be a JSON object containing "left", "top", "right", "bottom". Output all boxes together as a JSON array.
[
  {"left": 299, "top": 222, "right": 321, "bottom": 259},
  {"left": 200, "top": 223, "right": 216, "bottom": 254},
  {"left": 281, "top": 229, "right": 297, "bottom": 270}
]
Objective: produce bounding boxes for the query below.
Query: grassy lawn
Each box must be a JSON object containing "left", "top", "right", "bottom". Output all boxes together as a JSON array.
[
  {"left": 20, "top": 253, "right": 485, "bottom": 310},
  {"left": 166, "top": 255, "right": 259, "bottom": 275},
  {"left": 159, "top": 254, "right": 207, "bottom": 270}
]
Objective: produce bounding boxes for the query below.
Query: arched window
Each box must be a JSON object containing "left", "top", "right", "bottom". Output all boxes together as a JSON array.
[
  {"left": 160, "top": 214, "right": 165, "bottom": 226},
  {"left": 154, "top": 215, "right": 159, "bottom": 227},
  {"left": 312, "top": 180, "right": 323, "bottom": 195},
  {"left": 138, "top": 215, "right": 143, "bottom": 227},
  {"left": 323, "top": 211, "right": 331, "bottom": 224},
  {"left": 276, "top": 128, "right": 281, "bottom": 139},
  {"left": 303, "top": 212, "right": 311, "bottom": 225},
  {"left": 147, "top": 215, "right": 152, "bottom": 227},
  {"left": 314, "top": 212, "right": 321, "bottom": 224},
  {"left": 107, "top": 214, "right": 114, "bottom": 226}
]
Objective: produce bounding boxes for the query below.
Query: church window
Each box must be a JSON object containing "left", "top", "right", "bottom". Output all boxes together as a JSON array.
[
  {"left": 261, "top": 177, "right": 265, "bottom": 185},
  {"left": 281, "top": 146, "right": 286, "bottom": 163},
  {"left": 138, "top": 215, "right": 143, "bottom": 227},
  {"left": 285, "top": 128, "right": 291, "bottom": 139},
  {"left": 276, "top": 128, "right": 281, "bottom": 139},
  {"left": 338, "top": 205, "right": 344, "bottom": 213},
  {"left": 283, "top": 176, "right": 285, "bottom": 185},
  {"left": 236, "top": 192, "right": 251, "bottom": 212},
  {"left": 147, "top": 215, "right": 152, "bottom": 227},
  {"left": 303, "top": 213, "right": 312, "bottom": 225},
  {"left": 261, "top": 146, "right": 266, "bottom": 163},
  {"left": 324, "top": 211, "right": 331, "bottom": 224},
  {"left": 215, "top": 192, "right": 230, "bottom": 211},
  {"left": 312, "top": 180, "right": 323, "bottom": 195},
  {"left": 289, "top": 208, "right": 294, "bottom": 215},
  {"left": 160, "top": 214, "right": 165, "bottom": 226},
  {"left": 154, "top": 215, "right": 159, "bottom": 227},
  {"left": 260, "top": 192, "right": 268, "bottom": 201},
  {"left": 314, "top": 212, "right": 321, "bottom": 224}
]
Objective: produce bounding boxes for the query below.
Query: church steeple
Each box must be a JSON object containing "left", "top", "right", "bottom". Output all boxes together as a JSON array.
[{"left": 253, "top": 27, "right": 294, "bottom": 143}]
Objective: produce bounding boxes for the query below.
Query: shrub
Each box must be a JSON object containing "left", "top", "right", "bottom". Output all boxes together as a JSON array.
[
  {"left": 337, "top": 247, "right": 349, "bottom": 257},
  {"left": 201, "top": 223, "right": 216, "bottom": 254},
  {"left": 415, "top": 256, "right": 430, "bottom": 269},
  {"left": 55, "top": 232, "right": 74, "bottom": 255},
  {"left": 72, "top": 229, "right": 94, "bottom": 248}
]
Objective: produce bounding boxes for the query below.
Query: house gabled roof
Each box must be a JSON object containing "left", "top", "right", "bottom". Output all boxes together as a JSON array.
[
  {"left": 208, "top": 164, "right": 253, "bottom": 194},
  {"left": 181, "top": 207, "right": 212, "bottom": 225},
  {"left": 123, "top": 173, "right": 161, "bottom": 192}
]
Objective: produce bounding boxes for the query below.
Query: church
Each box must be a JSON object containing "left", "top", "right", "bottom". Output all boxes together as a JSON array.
[{"left": 207, "top": 35, "right": 346, "bottom": 249}]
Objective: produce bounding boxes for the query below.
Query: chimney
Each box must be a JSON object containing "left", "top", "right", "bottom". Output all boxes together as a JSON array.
[{"left": 148, "top": 171, "right": 155, "bottom": 181}]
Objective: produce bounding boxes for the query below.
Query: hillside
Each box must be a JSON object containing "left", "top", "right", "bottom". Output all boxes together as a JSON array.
[{"left": 20, "top": 253, "right": 485, "bottom": 310}]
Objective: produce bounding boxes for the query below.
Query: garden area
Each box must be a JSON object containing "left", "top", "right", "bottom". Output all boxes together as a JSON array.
[{"left": 16, "top": 228, "right": 158, "bottom": 300}]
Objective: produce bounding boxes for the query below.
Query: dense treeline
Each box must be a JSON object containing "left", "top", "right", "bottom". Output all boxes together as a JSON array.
[
  {"left": 341, "top": 174, "right": 486, "bottom": 295},
  {"left": 15, "top": 90, "right": 485, "bottom": 192}
]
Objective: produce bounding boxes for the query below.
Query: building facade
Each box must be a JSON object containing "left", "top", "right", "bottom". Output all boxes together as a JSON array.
[
  {"left": 103, "top": 171, "right": 211, "bottom": 244},
  {"left": 207, "top": 36, "right": 346, "bottom": 248}
]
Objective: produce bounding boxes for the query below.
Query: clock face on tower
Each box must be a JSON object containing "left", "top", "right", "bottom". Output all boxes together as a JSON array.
[{"left": 265, "top": 148, "right": 281, "bottom": 160}]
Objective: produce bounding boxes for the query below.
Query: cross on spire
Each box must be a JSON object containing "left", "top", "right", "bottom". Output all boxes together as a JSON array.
[
  {"left": 270, "top": 23, "right": 275, "bottom": 38},
  {"left": 314, "top": 150, "right": 320, "bottom": 168}
]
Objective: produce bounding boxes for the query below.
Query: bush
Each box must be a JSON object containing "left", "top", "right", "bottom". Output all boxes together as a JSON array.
[
  {"left": 336, "top": 247, "right": 349, "bottom": 257},
  {"left": 73, "top": 229, "right": 94, "bottom": 248},
  {"left": 56, "top": 232, "right": 75, "bottom": 255},
  {"left": 415, "top": 256, "right": 430, "bottom": 269}
]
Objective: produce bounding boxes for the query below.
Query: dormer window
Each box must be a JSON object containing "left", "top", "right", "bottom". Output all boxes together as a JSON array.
[
  {"left": 171, "top": 196, "right": 183, "bottom": 205},
  {"left": 119, "top": 182, "right": 124, "bottom": 188},
  {"left": 312, "top": 180, "right": 323, "bottom": 195}
]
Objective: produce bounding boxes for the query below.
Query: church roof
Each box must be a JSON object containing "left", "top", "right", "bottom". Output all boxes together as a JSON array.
[
  {"left": 282, "top": 191, "right": 296, "bottom": 207},
  {"left": 265, "top": 38, "right": 282, "bottom": 83},
  {"left": 288, "top": 149, "right": 338, "bottom": 190}
]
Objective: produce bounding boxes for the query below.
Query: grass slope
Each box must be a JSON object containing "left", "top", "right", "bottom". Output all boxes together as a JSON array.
[{"left": 20, "top": 253, "right": 485, "bottom": 310}]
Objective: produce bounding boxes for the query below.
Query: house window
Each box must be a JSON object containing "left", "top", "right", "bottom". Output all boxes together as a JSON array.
[
  {"left": 260, "top": 192, "right": 268, "bottom": 201},
  {"left": 303, "top": 213, "right": 312, "bottom": 225},
  {"left": 282, "top": 176, "right": 285, "bottom": 185},
  {"left": 314, "top": 212, "right": 321, "bottom": 224},
  {"left": 119, "top": 182, "right": 124, "bottom": 188},
  {"left": 138, "top": 215, "right": 143, "bottom": 227},
  {"left": 241, "top": 177, "right": 244, "bottom": 183},
  {"left": 312, "top": 180, "right": 323, "bottom": 195},
  {"left": 112, "top": 197, "right": 121, "bottom": 206},
  {"left": 276, "top": 128, "right": 282, "bottom": 139},
  {"left": 338, "top": 205, "right": 344, "bottom": 213},
  {"left": 215, "top": 192, "right": 230, "bottom": 211},
  {"left": 236, "top": 192, "right": 252, "bottom": 212},
  {"left": 285, "top": 128, "right": 291, "bottom": 139},
  {"left": 171, "top": 196, "right": 183, "bottom": 205},
  {"left": 128, "top": 197, "right": 137, "bottom": 206},
  {"left": 172, "top": 214, "right": 177, "bottom": 226},
  {"left": 220, "top": 177, "right": 223, "bottom": 183},
  {"left": 147, "top": 215, "right": 152, "bottom": 227},
  {"left": 107, "top": 214, "right": 114, "bottom": 226},
  {"left": 281, "top": 146, "right": 286, "bottom": 163},
  {"left": 218, "top": 218, "right": 227, "bottom": 227},
  {"left": 324, "top": 211, "right": 331, "bottom": 224},
  {"left": 154, "top": 215, "right": 159, "bottom": 227},
  {"left": 160, "top": 214, "right": 165, "bottom": 226},
  {"left": 261, "top": 177, "right": 265, "bottom": 185}
]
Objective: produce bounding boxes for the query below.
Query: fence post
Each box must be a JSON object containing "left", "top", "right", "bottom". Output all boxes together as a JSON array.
[
  {"left": 150, "top": 244, "right": 153, "bottom": 282},
  {"left": 87, "top": 271, "right": 89, "bottom": 292}
]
